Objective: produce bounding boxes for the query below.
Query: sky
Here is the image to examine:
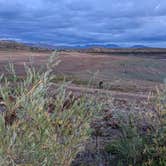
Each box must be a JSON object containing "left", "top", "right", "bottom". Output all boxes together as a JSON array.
[{"left": 0, "top": 0, "right": 166, "bottom": 47}]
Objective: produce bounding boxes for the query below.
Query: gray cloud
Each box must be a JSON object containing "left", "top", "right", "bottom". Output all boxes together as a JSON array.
[{"left": 0, "top": 0, "right": 166, "bottom": 46}]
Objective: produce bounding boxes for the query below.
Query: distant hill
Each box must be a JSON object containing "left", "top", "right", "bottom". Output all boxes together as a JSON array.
[
  {"left": 1, "top": 40, "right": 166, "bottom": 58},
  {"left": 0, "top": 40, "right": 53, "bottom": 52},
  {"left": 77, "top": 44, "right": 120, "bottom": 48},
  {"left": 131, "top": 45, "right": 150, "bottom": 48},
  {"left": 0, "top": 40, "right": 27, "bottom": 50}
]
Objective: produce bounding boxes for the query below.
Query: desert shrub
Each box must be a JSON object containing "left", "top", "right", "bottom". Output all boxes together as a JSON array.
[
  {"left": 0, "top": 53, "right": 101, "bottom": 166},
  {"left": 105, "top": 86, "right": 166, "bottom": 166}
]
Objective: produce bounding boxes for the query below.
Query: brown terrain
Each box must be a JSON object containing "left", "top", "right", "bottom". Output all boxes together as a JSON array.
[
  {"left": 1, "top": 41, "right": 166, "bottom": 102},
  {"left": 1, "top": 41, "right": 166, "bottom": 165}
]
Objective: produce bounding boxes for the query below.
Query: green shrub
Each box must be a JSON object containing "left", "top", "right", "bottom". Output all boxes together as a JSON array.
[
  {"left": 0, "top": 53, "right": 100, "bottom": 166},
  {"left": 105, "top": 86, "right": 166, "bottom": 166}
]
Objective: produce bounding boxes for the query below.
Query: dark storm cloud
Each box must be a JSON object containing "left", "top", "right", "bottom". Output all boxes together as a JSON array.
[{"left": 0, "top": 0, "right": 166, "bottom": 46}]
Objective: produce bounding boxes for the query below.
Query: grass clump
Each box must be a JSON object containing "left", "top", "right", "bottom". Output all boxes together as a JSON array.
[
  {"left": 0, "top": 53, "right": 100, "bottom": 166},
  {"left": 105, "top": 87, "right": 166, "bottom": 166}
]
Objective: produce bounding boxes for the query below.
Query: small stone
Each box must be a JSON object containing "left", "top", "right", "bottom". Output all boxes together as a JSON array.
[{"left": 0, "top": 105, "right": 6, "bottom": 113}]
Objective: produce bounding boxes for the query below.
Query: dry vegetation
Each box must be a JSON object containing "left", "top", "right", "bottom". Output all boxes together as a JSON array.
[
  {"left": 0, "top": 49, "right": 166, "bottom": 165},
  {"left": 0, "top": 49, "right": 165, "bottom": 95},
  {"left": 0, "top": 53, "right": 102, "bottom": 165}
]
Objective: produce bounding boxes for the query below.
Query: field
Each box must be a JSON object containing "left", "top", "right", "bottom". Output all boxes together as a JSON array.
[
  {"left": 0, "top": 49, "right": 165, "bottom": 95},
  {"left": 0, "top": 48, "right": 166, "bottom": 165}
]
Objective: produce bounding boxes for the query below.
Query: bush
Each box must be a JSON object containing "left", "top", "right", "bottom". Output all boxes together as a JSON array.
[
  {"left": 105, "top": 86, "right": 166, "bottom": 166},
  {"left": 0, "top": 53, "right": 100, "bottom": 165}
]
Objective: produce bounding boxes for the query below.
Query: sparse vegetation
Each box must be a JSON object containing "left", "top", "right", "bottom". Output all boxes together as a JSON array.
[
  {"left": 53, "top": 75, "right": 89, "bottom": 86},
  {"left": 105, "top": 86, "right": 166, "bottom": 166}
]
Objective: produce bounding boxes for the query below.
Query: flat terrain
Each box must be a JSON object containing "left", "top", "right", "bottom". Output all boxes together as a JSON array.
[
  {"left": 0, "top": 49, "right": 165, "bottom": 97},
  {"left": 0, "top": 49, "right": 166, "bottom": 165}
]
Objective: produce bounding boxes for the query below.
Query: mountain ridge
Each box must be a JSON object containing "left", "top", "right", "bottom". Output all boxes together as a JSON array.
[{"left": 0, "top": 40, "right": 165, "bottom": 52}]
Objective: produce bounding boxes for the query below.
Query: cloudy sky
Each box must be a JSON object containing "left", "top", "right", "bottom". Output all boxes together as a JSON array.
[{"left": 0, "top": 0, "right": 166, "bottom": 47}]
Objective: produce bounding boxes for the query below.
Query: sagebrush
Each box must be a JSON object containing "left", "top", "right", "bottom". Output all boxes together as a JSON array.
[{"left": 0, "top": 52, "right": 101, "bottom": 166}]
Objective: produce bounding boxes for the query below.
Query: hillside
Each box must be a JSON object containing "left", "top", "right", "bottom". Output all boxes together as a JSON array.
[
  {"left": 0, "top": 40, "right": 53, "bottom": 52},
  {"left": 1, "top": 40, "right": 166, "bottom": 56}
]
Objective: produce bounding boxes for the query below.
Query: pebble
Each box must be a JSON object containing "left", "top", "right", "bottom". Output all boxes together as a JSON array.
[{"left": 0, "top": 105, "right": 6, "bottom": 113}]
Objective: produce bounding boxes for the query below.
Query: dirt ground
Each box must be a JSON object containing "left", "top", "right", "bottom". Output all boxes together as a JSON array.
[{"left": 0, "top": 50, "right": 164, "bottom": 96}]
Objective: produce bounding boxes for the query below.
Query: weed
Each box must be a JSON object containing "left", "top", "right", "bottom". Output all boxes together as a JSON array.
[
  {"left": 105, "top": 86, "right": 166, "bottom": 166},
  {"left": 0, "top": 52, "right": 100, "bottom": 166}
]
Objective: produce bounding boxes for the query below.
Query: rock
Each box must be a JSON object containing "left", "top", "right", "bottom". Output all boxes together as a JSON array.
[{"left": 0, "top": 105, "right": 6, "bottom": 113}]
